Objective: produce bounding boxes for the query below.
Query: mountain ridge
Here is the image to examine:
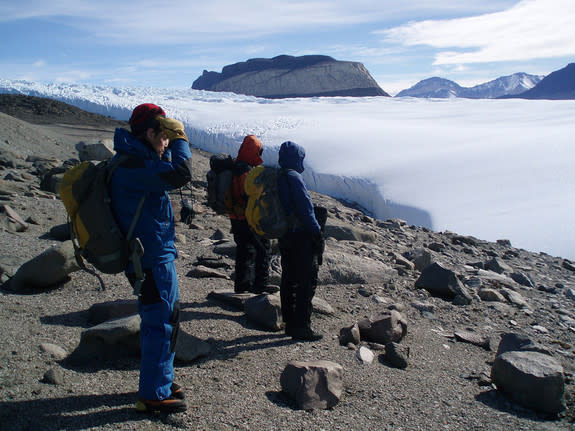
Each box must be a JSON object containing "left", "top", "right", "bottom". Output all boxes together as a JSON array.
[
  {"left": 396, "top": 73, "right": 543, "bottom": 99},
  {"left": 510, "top": 63, "right": 575, "bottom": 100}
]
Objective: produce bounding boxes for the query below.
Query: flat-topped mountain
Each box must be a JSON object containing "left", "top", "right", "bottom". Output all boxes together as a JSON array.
[{"left": 192, "top": 55, "right": 389, "bottom": 99}]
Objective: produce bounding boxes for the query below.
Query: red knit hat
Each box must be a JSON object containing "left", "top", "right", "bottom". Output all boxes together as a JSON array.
[{"left": 129, "top": 103, "right": 166, "bottom": 135}]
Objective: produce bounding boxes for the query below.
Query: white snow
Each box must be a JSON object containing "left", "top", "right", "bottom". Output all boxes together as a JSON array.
[{"left": 2, "top": 79, "right": 575, "bottom": 260}]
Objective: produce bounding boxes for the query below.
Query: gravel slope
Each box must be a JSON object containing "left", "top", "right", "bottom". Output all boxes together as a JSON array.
[{"left": 0, "top": 96, "right": 573, "bottom": 431}]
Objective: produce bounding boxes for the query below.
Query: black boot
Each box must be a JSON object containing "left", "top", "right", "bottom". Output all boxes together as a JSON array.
[{"left": 290, "top": 326, "right": 323, "bottom": 341}]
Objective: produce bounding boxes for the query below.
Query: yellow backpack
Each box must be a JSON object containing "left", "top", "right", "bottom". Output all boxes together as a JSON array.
[
  {"left": 244, "top": 166, "right": 292, "bottom": 238},
  {"left": 59, "top": 156, "right": 145, "bottom": 290}
]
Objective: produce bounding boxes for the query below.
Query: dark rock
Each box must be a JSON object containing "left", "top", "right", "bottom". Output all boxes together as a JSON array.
[
  {"left": 87, "top": 300, "right": 138, "bottom": 326},
  {"left": 339, "top": 323, "right": 361, "bottom": 346},
  {"left": 414, "top": 262, "right": 472, "bottom": 304},
  {"left": 381, "top": 342, "right": 409, "bottom": 369},
  {"left": 454, "top": 330, "right": 491, "bottom": 350},
  {"left": 49, "top": 223, "right": 71, "bottom": 241},
  {"left": 485, "top": 257, "right": 512, "bottom": 274},
  {"left": 280, "top": 360, "right": 344, "bottom": 410},
  {"left": 244, "top": 294, "right": 282, "bottom": 331},
  {"left": 357, "top": 310, "right": 407, "bottom": 344},
  {"left": 510, "top": 272, "right": 535, "bottom": 287},
  {"left": 41, "top": 368, "right": 64, "bottom": 385},
  {"left": 495, "top": 333, "right": 552, "bottom": 357},
  {"left": 7, "top": 241, "right": 79, "bottom": 291},
  {"left": 562, "top": 260, "right": 575, "bottom": 272},
  {"left": 491, "top": 351, "right": 565, "bottom": 414}
]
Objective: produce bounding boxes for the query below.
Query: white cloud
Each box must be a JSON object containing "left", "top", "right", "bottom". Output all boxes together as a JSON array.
[
  {"left": 0, "top": 1, "right": 519, "bottom": 45},
  {"left": 379, "top": 0, "right": 575, "bottom": 65}
]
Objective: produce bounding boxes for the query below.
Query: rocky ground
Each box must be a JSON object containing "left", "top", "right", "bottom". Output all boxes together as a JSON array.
[{"left": 0, "top": 95, "right": 574, "bottom": 431}]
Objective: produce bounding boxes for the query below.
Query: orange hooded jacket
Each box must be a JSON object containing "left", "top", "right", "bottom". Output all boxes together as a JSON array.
[{"left": 228, "top": 135, "right": 263, "bottom": 220}]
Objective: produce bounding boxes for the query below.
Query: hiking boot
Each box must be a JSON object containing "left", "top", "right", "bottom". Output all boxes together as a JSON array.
[
  {"left": 252, "top": 285, "right": 280, "bottom": 294},
  {"left": 135, "top": 394, "right": 187, "bottom": 414},
  {"left": 171, "top": 383, "right": 185, "bottom": 400},
  {"left": 291, "top": 327, "right": 323, "bottom": 341}
]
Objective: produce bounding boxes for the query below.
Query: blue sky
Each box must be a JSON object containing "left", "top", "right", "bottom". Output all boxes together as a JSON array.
[{"left": 1, "top": 0, "right": 574, "bottom": 95}]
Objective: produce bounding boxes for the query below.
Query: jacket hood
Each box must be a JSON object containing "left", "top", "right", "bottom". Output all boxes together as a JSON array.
[
  {"left": 236, "top": 135, "right": 263, "bottom": 166},
  {"left": 113, "top": 128, "right": 158, "bottom": 159},
  {"left": 278, "top": 141, "right": 305, "bottom": 173}
]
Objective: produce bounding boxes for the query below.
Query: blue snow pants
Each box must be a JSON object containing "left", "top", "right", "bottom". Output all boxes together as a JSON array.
[{"left": 128, "top": 261, "right": 180, "bottom": 401}]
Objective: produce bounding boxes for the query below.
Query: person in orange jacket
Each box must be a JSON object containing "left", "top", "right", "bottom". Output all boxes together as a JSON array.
[{"left": 227, "top": 135, "right": 272, "bottom": 294}]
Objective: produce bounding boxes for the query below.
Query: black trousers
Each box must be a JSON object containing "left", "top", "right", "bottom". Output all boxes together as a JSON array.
[
  {"left": 279, "top": 231, "right": 319, "bottom": 330},
  {"left": 231, "top": 219, "right": 270, "bottom": 293}
]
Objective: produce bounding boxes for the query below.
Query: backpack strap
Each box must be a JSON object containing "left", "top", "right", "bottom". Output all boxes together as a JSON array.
[
  {"left": 279, "top": 168, "right": 299, "bottom": 231},
  {"left": 69, "top": 222, "right": 107, "bottom": 291},
  {"left": 108, "top": 154, "right": 148, "bottom": 296}
]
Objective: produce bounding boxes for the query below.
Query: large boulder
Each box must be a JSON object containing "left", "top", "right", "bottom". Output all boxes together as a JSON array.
[
  {"left": 7, "top": 240, "right": 80, "bottom": 291},
  {"left": 320, "top": 245, "right": 397, "bottom": 285},
  {"left": 280, "top": 360, "right": 344, "bottom": 410},
  {"left": 192, "top": 55, "right": 389, "bottom": 99},
  {"left": 415, "top": 262, "right": 472, "bottom": 304},
  {"left": 491, "top": 351, "right": 565, "bottom": 414},
  {"left": 244, "top": 293, "right": 283, "bottom": 331},
  {"left": 76, "top": 139, "right": 115, "bottom": 162},
  {"left": 357, "top": 310, "right": 407, "bottom": 344}
]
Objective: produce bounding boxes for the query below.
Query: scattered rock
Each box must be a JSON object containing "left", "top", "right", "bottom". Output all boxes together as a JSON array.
[
  {"left": 87, "top": 299, "right": 138, "bottom": 325},
  {"left": 174, "top": 331, "right": 212, "bottom": 363},
  {"left": 510, "top": 272, "right": 535, "bottom": 288},
  {"left": 41, "top": 368, "right": 64, "bottom": 385},
  {"left": 356, "top": 346, "right": 375, "bottom": 364},
  {"left": 244, "top": 293, "right": 283, "bottom": 331},
  {"left": 454, "top": 330, "right": 491, "bottom": 350},
  {"left": 280, "top": 360, "right": 344, "bottom": 410},
  {"left": 39, "top": 343, "right": 68, "bottom": 360},
  {"left": 7, "top": 240, "right": 79, "bottom": 291},
  {"left": 76, "top": 139, "right": 115, "bottom": 161},
  {"left": 339, "top": 323, "right": 361, "bottom": 346},
  {"left": 381, "top": 342, "right": 409, "bottom": 369},
  {"left": 187, "top": 265, "right": 230, "bottom": 279},
  {"left": 414, "top": 262, "right": 472, "bottom": 304},
  {"left": 491, "top": 350, "right": 565, "bottom": 414},
  {"left": 358, "top": 310, "right": 408, "bottom": 344},
  {"left": 495, "top": 333, "right": 552, "bottom": 357},
  {"left": 477, "top": 288, "right": 506, "bottom": 302},
  {"left": 485, "top": 257, "right": 513, "bottom": 274}
]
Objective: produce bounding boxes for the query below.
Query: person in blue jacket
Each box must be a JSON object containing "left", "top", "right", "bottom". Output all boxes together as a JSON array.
[
  {"left": 277, "top": 141, "right": 324, "bottom": 341},
  {"left": 110, "top": 103, "right": 192, "bottom": 413}
]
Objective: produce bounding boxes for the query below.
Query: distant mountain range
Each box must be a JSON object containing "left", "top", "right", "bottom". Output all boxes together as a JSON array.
[
  {"left": 396, "top": 73, "right": 543, "bottom": 99},
  {"left": 396, "top": 63, "right": 575, "bottom": 100}
]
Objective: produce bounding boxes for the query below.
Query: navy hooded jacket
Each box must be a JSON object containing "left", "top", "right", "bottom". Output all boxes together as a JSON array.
[
  {"left": 277, "top": 141, "right": 321, "bottom": 235},
  {"left": 109, "top": 128, "right": 192, "bottom": 269}
]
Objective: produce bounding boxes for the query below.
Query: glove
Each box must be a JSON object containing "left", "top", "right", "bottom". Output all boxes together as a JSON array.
[
  {"left": 312, "top": 232, "right": 325, "bottom": 265},
  {"left": 159, "top": 117, "right": 188, "bottom": 142},
  {"left": 313, "top": 205, "right": 328, "bottom": 231}
]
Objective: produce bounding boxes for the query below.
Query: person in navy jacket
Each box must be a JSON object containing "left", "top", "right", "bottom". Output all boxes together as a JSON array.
[
  {"left": 110, "top": 103, "right": 192, "bottom": 413},
  {"left": 277, "top": 141, "right": 324, "bottom": 341}
]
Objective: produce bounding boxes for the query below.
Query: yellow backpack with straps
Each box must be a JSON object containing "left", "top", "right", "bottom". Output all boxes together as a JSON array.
[
  {"left": 244, "top": 166, "right": 292, "bottom": 239},
  {"left": 58, "top": 156, "right": 145, "bottom": 292}
]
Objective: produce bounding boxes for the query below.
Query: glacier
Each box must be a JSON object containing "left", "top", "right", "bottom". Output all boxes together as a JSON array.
[{"left": 1, "top": 78, "right": 575, "bottom": 260}]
